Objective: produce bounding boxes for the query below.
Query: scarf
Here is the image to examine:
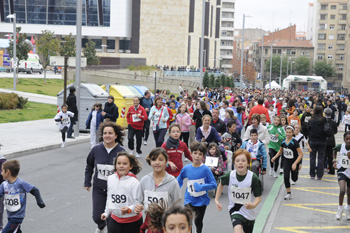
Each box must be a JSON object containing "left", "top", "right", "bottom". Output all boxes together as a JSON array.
[{"left": 166, "top": 136, "right": 179, "bottom": 149}]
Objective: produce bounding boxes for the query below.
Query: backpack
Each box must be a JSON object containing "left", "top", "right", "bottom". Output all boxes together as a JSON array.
[{"left": 323, "top": 118, "right": 334, "bottom": 138}]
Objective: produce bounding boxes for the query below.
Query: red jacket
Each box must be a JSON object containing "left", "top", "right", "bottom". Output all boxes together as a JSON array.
[
  {"left": 166, "top": 107, "right": 173, "bottom": 128},
  {"left": 126, "top": 105, "right": 148, "bottom": 130},
  {"left": 275, "top": 103, "right": 283, "bottom": 116},
  {"left": 161, "top": 141, "right": 192, "bottom": 177},
  {"left": 248, "top": 104, "right": 271, "bottom": 123}
]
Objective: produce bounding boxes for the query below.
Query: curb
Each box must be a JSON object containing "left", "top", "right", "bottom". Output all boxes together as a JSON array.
[
  {"left": 253, "top": 176, "right": 284, "bottom": 233},
  {"left": 4, "top": 137, "right": 90, "bottom": 159}
]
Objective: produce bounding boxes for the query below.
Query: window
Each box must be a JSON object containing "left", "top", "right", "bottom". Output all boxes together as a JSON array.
[
  {"left": 329, "top": 35, "right": 334, "bottom": 40},
  {"left": 327, "top": 55, "right": 333, "bottom": 59},
  {"left": 340, "top": 24, "right": 346, "bottom": 30},
  {"left": 317, "top": 54, "right": 325, "bottom": 60},
  {"left": 291, "top": 51, "right": 296, "bottom": 55},
  {"left": 331, "top": 5, "right": 336, "bottom": 10},
  {"left": 318, "top": 43, "right": 325, "bottom": 50},
  {"left": 343, "top": 5, "right": 347, "bottom": 10},
  {"left": 330, "top": 15, "right": 336, "bottom": 19},
  {"left": 341, "top": 14, "right": 347, "bottom": 20},
  {"left": 278, "top": 49, "right": 282, "bottom": 54},
  {"left": 320, "top": 14, "right": 327, "bottom": 20},
  {"left": 272, "top": 49, "right": 276, "bottom": 54},
  {"left": 340, "top": 55, "right": 344, "bottom": 60},
  {"left": 328, "top": 44, "right": 333, "bottom": 50},
  {"left": 318, "top": 34, "right": 326, "bottom": 40},
  {"left": 319, "top": 24, "right": 326, "bottom": 30},
  {"left": 321, "top": 4, "right": 327, "bottom": 10},
  {"left": 338, "top": 34, "right": 345, "bottom": 40},
  {"left": 265, "top": 49, "right": 268, "bottom": 55},
  {"left": 287, "top": 49, "right": 291, "bottom": 55},
  {"left": 338, "top": 65, "right": 344, "bottom": 71},
  {"left": 329, "top": 24, "right": 335, "bottom": 30},
  {"left": 338, "top": 44, "right": 345, "bottom": 50}
]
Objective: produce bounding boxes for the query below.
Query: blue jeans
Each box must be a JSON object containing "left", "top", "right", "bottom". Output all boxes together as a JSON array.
[
  {"left": 309, "top": 141, "right": 326, "bottom": 178},
  {"left": 2, "top": 218, "right": 22, "bottom": 233}
]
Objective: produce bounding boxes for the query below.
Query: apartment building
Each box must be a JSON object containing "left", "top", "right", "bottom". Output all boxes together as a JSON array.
[
  {"left": 220, "top": 0, "right": 235, "bottom": 72},
  {"left": 313, "top": 0, "right": 347, "bottom": 90},
  {"left": 343, "top": 1, "right": 350, "bottom": 89}
]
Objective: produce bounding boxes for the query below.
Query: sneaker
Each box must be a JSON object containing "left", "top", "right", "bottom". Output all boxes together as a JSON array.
[
  {"left": 310, "top": 176, "right": 315, "bottom": 179},
  {"left": 273, "top": 171, "right": 279, "bottom": 178},
  {"left": 336, "top": 207, "right": 343, "bottom": 220},
  {"left": 135, "top": 153, "right": 141, "bottom": 158},
  {"left": 279, "top": 168, "right": 283, "bottom": 174},
  {"left": 61, "top": 142, "right": 66, "bottom": 148},
  {"left": 284, "top": 193, "right": 292, "bottom": 200},
  {"left": 269, "top": 168, "right": 273, "bottom": 176},
  {"left": 291, "top": 180, "right": 296, "bottom": 185},
  {"left": 144, "top": 141, "right": 147, "bottom": 145},
  {"left": 67, "top": 136, "right": 75, "bottom": 139},
  {"left": 95, "top": 228, "right": 105, "bottom": 233},
  {"left": 129, "top": 150, "right": 135, "bottom": 155},
  {"left": 345, "top": 206, "right": 350, "bottom": 220}
]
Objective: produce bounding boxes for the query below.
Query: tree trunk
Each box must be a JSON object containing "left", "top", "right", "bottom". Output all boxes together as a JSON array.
[{"left": 44, "top": 69, "right": 47, "bottom": 84}]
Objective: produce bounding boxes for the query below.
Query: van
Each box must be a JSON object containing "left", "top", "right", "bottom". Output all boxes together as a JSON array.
[{"left": 17, "top": 54, "right": 43, "bottom": 74}]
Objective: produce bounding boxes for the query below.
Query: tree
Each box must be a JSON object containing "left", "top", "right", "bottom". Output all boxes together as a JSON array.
[
  {"left": 203, "top": 71, "right": 209, "bottom": 88},
  {"left": 313, "top": 60, "right": 335, "bottom": 79},
  {"left": 225, "top": 76, "right": 231, "bottom": 88},
  {"left": 8, "top": 27, "right": 30, "bottom": 71},
  {"left": 264, "top": 56, "right": 282, "bottom": 77},
  {"left": 83, "top": 40, "right": 100, "bottom": 67},
  {"left": 60, "top": 33, "right": 76, "bottom": 57},
  {"left": 220, "top": 74, "right": 226, "bottom": 87},
  {"left": 214, "top": 77, "right": 221, "bottom": 87},
  {"left": 231, "top": 57, "right": 257, "bottom": 83},
  {"left": 209, "top": 74, "right": 215, "bottom": 87},
  {"left": 294, "top": 57, "right": 311, "bottom": 75},
  {"left": 37, "top": 30, "right": 60, "bottom": 83}
]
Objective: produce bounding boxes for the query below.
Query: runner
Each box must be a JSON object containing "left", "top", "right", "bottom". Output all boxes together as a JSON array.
[
  {"left": 149, "top": 97, "right": 170, "bottom": 147},
  {"left": 101, "top": 152, "right": 143, "bottom": 232},
  {"left": 332, "top": 131, "right": 350, "bottom": 220},
  {"left": 215, "top": 149, "right": 262, "bottom": 233},
  {"left": 54, "top": 104, "right": 74, "bottom": 148},
  {"left": 177, "top": 141, "right": 217, "bottom": 233},
  {"left": 272, "top": 125, "right": 303, "bottom": 200}
]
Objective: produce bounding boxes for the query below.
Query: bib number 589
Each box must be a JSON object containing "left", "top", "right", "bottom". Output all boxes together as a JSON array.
[{"left": 111, "top": 194, "right": 126, "bottom": 204}]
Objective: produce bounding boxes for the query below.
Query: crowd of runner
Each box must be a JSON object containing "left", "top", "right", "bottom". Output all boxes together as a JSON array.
[{"left": 54, "top": 86, "right": 350, "bottom": 233}]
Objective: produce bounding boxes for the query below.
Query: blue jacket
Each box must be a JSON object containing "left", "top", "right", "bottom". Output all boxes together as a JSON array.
[
  {"left": 240, "top": 139, "right": 267, "bottom": 169},
  {"left": 85, "top": 110, "right": 104, "bottom": 130},
  {"left": 196, "top": 127, "right": 222, "bottom": 145},
  {"left": 148, "top": 106, "right": 169, "bottom": 130}
]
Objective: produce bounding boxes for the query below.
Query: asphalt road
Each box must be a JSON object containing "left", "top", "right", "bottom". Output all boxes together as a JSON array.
[{"left": 10, "top": 136, "right": 277, "bottom": 232}]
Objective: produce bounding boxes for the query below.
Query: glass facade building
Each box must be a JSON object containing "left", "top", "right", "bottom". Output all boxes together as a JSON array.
[{"left": 3, "top": 0, "right": 110, "bottom": 26}]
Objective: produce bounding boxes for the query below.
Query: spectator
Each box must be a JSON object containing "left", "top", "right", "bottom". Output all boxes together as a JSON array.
[
  {"left": 66, "top": 86, "right": 78, "bottom": 138},
  {"left": 102, "top": 95, "right": 119, "bottom": 123}
]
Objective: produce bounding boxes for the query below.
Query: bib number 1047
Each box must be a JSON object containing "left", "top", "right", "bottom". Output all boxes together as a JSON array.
[{"left": 232, "top": 191, "right": 250, "bottom": 200}]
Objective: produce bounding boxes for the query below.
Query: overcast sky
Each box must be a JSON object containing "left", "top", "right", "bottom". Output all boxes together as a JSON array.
[{"left": 234, "top": 0, "right": 313, "bottom": 32}]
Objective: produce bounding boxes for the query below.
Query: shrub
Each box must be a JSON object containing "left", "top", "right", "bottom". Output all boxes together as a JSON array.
[{"left": 0, "top": 92, "right": 28, "bottom": 109}]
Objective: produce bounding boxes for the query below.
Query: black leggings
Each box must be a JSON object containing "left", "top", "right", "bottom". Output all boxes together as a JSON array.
[
  {"left": 180, "top": 132, "right": 190, "bottom": 147},
  {"left": 186, "top": 204, "right": 207, "bottom": 233},
  {"left": 61, "top": 126, "right": 68, "bottom": 142},
  {"left": 107, "top": 217, "right": 143, "bottom": 233},
  {"left": 283, "top": 159, "right": 299, "bottom": 189},
  {"left": 269, "top": 149, "right": 279, "bottom": 172}
]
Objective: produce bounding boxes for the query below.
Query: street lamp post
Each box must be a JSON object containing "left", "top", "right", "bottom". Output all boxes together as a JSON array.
[
  {"left": 291, "top": 60, "right": 295, "bottom": 75},
  {"left": 260, "top": 34, "right": 264, "bottom": 78},
  {"left": 199, "top": 0, "right": 205, "bottom": 88},
  {"left": 279, "top": 52, "right": 286, "bottom": 86},
  {"left": 240, "top": 14, "right": 251, "bottom": 90},
  {"left": 269, "top": 41, "right": 273, "bottom": 89},
  {"left": 6, "top": 13, "right": 16, "bottom": 90}
]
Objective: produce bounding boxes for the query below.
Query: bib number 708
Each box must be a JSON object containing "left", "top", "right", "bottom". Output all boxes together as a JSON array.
[{"left": 4, "top": 198, "right": 19, "bottom": 206}]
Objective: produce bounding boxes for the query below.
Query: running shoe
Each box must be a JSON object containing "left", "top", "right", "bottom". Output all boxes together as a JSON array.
[
  {"left": 61, "top": 142, "right": 66, "bottom": 148},
  {"left": 336, "top": 207, "right": 343, "bottom": 220},
  {"left": 144, "top": 140, "right": 147, "bottom": 145},
  {"left": 284, "top": 193, "right": 291, "bottom": 200},
  {"left": 269, "top": 168, "right": 273, "bottom": 176},
  {"left": 95, "top": 227, "right": 105, "bottom": 233},
  {"left": 345, "top": 207, "right": 350, "bottom": 220},
  {"left": 291, "top": 180, "right": 296, "bottom": 185},
  {"left": 135, "top": 153, "right": 141, "bottom": 158},
  {"left": 273, "top": 171, "right": 279, "bottom": 178},
  {"left": 279, "top": 168, "right": 283, "bottom": 174}
]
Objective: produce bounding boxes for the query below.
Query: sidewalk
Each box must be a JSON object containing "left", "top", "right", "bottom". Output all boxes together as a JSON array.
[
  {"left": 0, "top": 88, "right": 57, "bottom": 105},
  {"left": 263, "top": 124, "right": 350, "bottom": 233},
  {"left": 0, "top": 119, "right": 90, "bottom": 158}
]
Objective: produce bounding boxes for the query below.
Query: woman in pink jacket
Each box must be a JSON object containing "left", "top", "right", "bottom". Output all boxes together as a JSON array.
[{"left": 176, "top": 104, "right": 192, "bottom": 147}]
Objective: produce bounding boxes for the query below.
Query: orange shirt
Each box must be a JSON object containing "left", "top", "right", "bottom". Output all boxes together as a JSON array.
[{"left": 287, "top": 115, "right": 301, "bottom": 126}]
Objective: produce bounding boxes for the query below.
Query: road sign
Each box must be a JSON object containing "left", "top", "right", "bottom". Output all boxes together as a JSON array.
[{"left": 50, "top": 56, "right": 87, "bottom": 67}]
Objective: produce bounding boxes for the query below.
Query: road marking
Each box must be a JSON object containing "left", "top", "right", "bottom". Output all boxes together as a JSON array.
[
  {"left": 293, "top": 187, "right": 339, "bottom": 196},
  {"left": 284, "top": 203, "right": 338, "bottom": 214},
  {"left": 253, "top": 176, "right": 283, "bottom": 233},
  {"left": 275, "top": 226, "right": 350, "bottom": 233},
  {"left": 299, "top": 175, "right": 337, "bottom": 182}
]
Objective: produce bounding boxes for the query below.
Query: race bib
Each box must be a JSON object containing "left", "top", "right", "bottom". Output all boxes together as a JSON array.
[
  {"left": 62, "top": 117, "right": 69, "bottom": 123},
  {"left": 187, "top": 178, "right": 206, "bottom": 197},
  {"left": 154, "top": 113, "right": 160, "bottom": 120},
  {"left": 304, "top": 116, "right": 311, "bottom": 123},
  {"left": 290, "top": 120, "right": 298, "bottom": 126},
  {"left": 340, "top": 154, "right": 350, "bottom": 169},
  {"left": 96, "top": 164, "right": 114, "bottom": 180},
  {"left": 144, "top": 190, "right": 168, "bottom": 210},
  {"left": 107, "top": 189, "right": 128, "bottom": 210},
  {"left": 283, "top": 148, "right": 294, "bottom": 159},
  {"left": 270, "top": 134, "right": 278, "bottom": 142},
  {"left": 205, "top": 156, "right": 219, "bottom": 167},
  {"left": 229, "top": 186, "right": 252, "bottom": 205},
  {"left": 4, "top": 194, "right": 21, "bottom": 212},
  {"left": 132, "top": 114, "right": 141, "bottom": 122}
]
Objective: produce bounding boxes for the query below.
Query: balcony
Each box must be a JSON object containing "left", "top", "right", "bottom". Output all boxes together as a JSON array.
[
  {"left": 221, "top": 54, "right": 234, "bottom": 59},
  {"left": 221, "top": 64, "right": 233, "bottom": 69},
  {"left": 222, "top": 17, "right": 235, "bottom": 22},
  {"left": 221, "top": 26, "right": 234, "bottom": 31},
  {"left": 220, "top": 45, "right": 234, "bottom": 50},
  {"left": 221, "top": 36, "right": 234, "bottom": 41}
]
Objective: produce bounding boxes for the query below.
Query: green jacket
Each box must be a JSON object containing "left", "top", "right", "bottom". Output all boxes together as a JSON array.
[{"left": 267, "top": 125, "right": 285, "bottom": 152}]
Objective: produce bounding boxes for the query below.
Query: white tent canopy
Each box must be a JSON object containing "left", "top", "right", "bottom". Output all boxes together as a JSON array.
[
  {"left": 282, "top": 75, "right": 327, "bottom": 91},
  {"left": 265, "top": 81, "right": 281, "bottom": 89}
]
